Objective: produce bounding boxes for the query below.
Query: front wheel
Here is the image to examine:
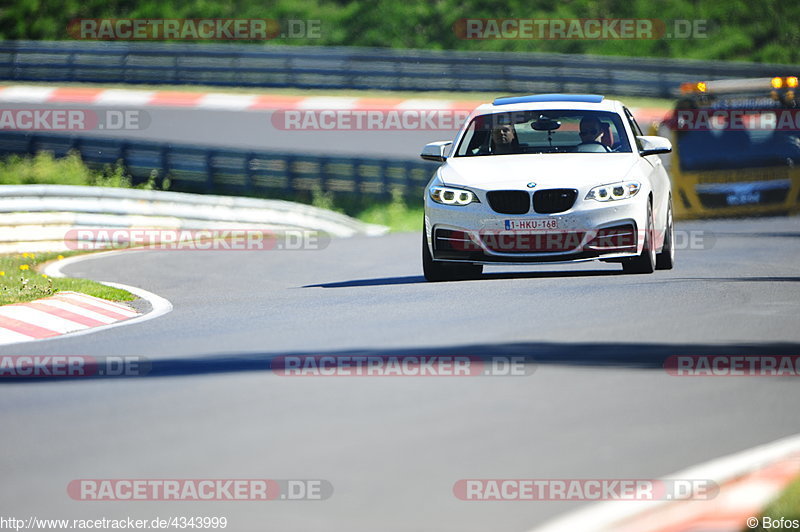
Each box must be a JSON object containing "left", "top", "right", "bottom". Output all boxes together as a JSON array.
[
  {"left": 422, "top": 231, "right": 483, "bottom": 282},
  {"left": 655, "top": 198, "right": 675, "bottom": 270},
  {"left": 622, "top": 202, "right": 656, "bottom": 274}
]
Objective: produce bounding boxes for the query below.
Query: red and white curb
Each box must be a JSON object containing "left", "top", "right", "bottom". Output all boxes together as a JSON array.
[
  {"left": 611, "top": 454, "right": 800, "bottom": 532},
  {"left": 0, "top": 291, "right": 139, "bottom": 345},
  {"left": 0, "top": 251, "right": 172, "bottom": 346},
  {"left": 0, "top": 84, "right": 669, "bottom": 123},
  {"left": 530, "top": 433, "right": 800, "bottom": 532},
  {"left": 0, "top": 84, "right": 483, "bottom": 112}
]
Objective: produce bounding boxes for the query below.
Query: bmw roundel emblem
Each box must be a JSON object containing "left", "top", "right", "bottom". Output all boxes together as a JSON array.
[{"left": 526, "top": 182, "right": 537, "bottom": 188}]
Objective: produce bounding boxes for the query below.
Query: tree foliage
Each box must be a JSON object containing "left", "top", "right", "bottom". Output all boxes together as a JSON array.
[{"left": 1, "top": 0, "right": 798, "bottom": 63}]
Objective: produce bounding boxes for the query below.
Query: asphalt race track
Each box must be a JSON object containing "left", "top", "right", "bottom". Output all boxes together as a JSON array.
[
  {"left": 1, "top": 215, "right": 799, "bottom": 531},
  {"left": 9, "top": 103, "right": 463, "bottom": 158}
]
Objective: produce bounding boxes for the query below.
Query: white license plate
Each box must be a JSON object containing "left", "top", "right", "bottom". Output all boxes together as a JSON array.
[
  {"left": 726, "top": 191, "right": 761, "bottom": 206},
  {"left": 504, "top": 218, "right": 560, "bottom": 230}
]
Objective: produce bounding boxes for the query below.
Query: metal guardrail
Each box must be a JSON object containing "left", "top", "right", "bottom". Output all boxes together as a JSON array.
[
  {"left": 1, "top": 40, "right": 796, "bottom": 98},
  {"left": 0, "top": 131, "right": 438, "bottom": 201},
  {"left": 0, "top": 184, "right": 389, "bottom": 253},
  {"left": 0, "top": 184, "right": 387, "bottom": 235}
]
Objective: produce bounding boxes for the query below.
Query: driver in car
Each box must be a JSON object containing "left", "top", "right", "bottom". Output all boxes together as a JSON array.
[
  {"left": 491, "top": 124, "right": 519, "bottom": 154},
  {"left": 578, "top": 116, "right": 604, "bottom": 144}
]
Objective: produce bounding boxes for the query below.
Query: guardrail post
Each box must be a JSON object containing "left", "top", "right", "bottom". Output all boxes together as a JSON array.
[
  {"left": 159, "top": 145, "right": 169, "bottom": 188},
  {"left": 245, "top": 152, "right": 255, "bottom": 195},
  {"left": 123, "top": 47, "right": 130, "bottom": 83},
  {"left": 205, "top": 150, "right": 215, "bottom": 193},
  {"left": 352, "top": 158, "right": 363, "bottom": 195},
  {"left": 320, "top": 156, "right": 330, "bottom": 194},
  {"left": 120, "top": 141, "right": 130, "bottom": 179},
  {"left": 72, "top": 136, "right": 82, "bottom": 160},
  {"left": 287, "top": 55, "right": 295, "bottom": 88},
  {"left": 11, "top": 46, "right": 18, "bottom": 81},
  {"left": 379, "top": 160, "right": 391, "bottom": 199},
  {"left": 285, "top": 155, "right": 296, "bottom": 194},
  {"left": 67, "top": 51, "right": 75, "bottom": 82}
]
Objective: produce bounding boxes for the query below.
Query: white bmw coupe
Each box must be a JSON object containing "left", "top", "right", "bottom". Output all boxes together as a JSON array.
[{"left": 421, "top": 94, "right": 675, "bottom": 281}]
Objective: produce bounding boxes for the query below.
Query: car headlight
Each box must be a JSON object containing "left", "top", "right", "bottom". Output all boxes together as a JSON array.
[
  {"left": 429, "top": 186, "right": 479, "bottom": 206},
  {"left": 585, "top": 181, "right": 641, "bottom": 202}
]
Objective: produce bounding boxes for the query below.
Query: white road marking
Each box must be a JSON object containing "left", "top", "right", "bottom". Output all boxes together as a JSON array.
[
  {"left": 0, "top": 86, "right": 56, "bottom": 103},
  {"left": 0, "top": 306, "right": 89, "bottom": 333},
  {"left": 529, "top": 432, "right": 800, "bottom": 532},
  {"left": 0, "top": 327, "right": 36, "bottom": 344},
  {"left": 94, "top": 89, "right": 156, "bottom": 106},
  {"left": 197, "top": 93, "right": 258, "bottom": 110},
  {"left": 35, "top": 299, "right": 119, "bottom": 324},
  {"left": 56, "top": 292, "right": 138, "bottom": 316},
  {"left": 295, "top": 97, "right": 359, "bottom": 110}
]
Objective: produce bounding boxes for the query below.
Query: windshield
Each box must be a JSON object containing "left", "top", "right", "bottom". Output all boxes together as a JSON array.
[
  {"left": 455, "top": 110, "right": 632, "bottom": 156},
  {"left": 677, "top": 127, "right": 800, "bottom": 171}
]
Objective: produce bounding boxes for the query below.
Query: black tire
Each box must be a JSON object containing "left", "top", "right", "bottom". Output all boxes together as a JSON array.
[
  {"left": 656, "top": 198, "right": 675, "bottom": 270},
  {"left": 422, "top": 231, "right": 483, "bottom": 282},
  {"left": 622, "top": 201, "right": 656, "bottom": 274}
]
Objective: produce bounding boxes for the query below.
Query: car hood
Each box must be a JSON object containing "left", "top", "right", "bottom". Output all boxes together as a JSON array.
[{"left": 439, "top": 153, "right": 642, "bottom": 190}]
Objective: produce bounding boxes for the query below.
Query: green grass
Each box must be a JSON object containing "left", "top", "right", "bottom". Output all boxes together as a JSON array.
[
  {"left": 356, "top": 197, "right": 424, "bottom": 232},
  {"left": 2, "top": 81, "right": 674, "bottom": 110},
  {"left": 747, "top": 474, "right": 800, "bottom": 531},
  {"left": 0, "top": 151, "right": 164, "bottom": 188},
  {"left": 306, "top": 187, "right": 423, "bottom": 232},
  {"left": 0, "top": 251, "right": 135, "bottom": 306}
]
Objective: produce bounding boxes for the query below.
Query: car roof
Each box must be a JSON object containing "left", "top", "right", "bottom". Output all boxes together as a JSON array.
[{"left": 473, "top": 94, "right": 623, "bottom": 114}]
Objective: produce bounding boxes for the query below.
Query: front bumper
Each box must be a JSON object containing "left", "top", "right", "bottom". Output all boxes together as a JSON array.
[
  {"left": 672, "top": 166, "right": 800, "bottom": 220},
  {"left": 424, "top": 191, "right": 648, "bottom": 265}
]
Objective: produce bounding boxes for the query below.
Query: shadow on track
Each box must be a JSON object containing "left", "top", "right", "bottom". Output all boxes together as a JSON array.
[
  {"left": 713, "top": 232, "right": 800, "bottom": 239},
  {"left": 304, "top": 269, "right": 624, "bottom": 288},
  {"left": 4, "top": 341, "right": 799, "bottom": 383},
  {"left": 672, "top": 276, "right": 800, "bottom": 284}
]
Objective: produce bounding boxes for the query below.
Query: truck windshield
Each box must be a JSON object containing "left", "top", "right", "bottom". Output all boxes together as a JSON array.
[{"left": 677, "top": 128, "right": 800, "bottom": 171}]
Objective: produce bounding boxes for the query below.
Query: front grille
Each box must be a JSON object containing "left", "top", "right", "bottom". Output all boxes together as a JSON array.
[
  {"left": 532, "top": 189, "right": 578, "bottom": 214},
  {"left": 486, "top": 190, "right": 530, "bottom": 215}
]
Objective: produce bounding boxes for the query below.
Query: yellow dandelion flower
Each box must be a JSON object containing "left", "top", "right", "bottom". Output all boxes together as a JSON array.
[
  {"left": 21, "top": 252, "right": 29, "bottom": 258},
  {"left": 57, "top": 255, "right": 65, "bottom": 260},
  {"left": 19, "top": 264, "right": 30, "bottom": 271},
  {"left": 41, "top": 274, "right": 48, "bottom": 279},
  {"left": 0, "top": 271, "right": 5, "bottom": 276}
]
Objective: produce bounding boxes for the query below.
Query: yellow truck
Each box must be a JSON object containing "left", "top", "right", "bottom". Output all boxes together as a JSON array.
[{"left": 657, "top": 76, "right": 800, "bottom": 218}]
